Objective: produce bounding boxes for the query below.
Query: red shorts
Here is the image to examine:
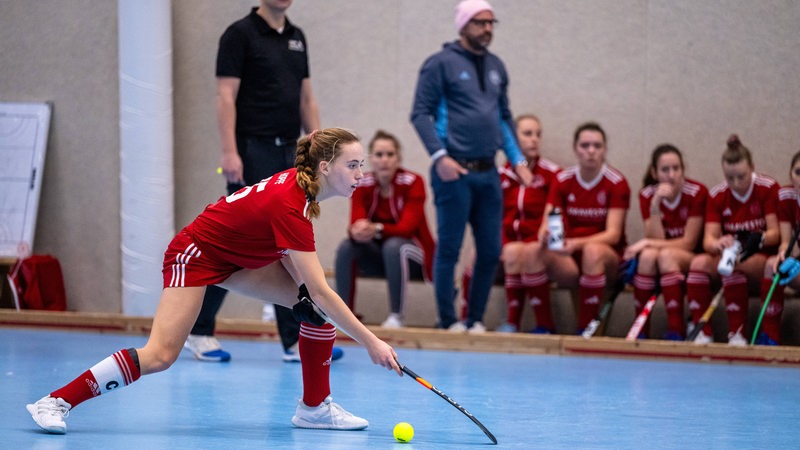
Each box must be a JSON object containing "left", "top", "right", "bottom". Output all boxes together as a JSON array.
[{"left": 161, "top": 230, "right": 241, "bottom": 288}]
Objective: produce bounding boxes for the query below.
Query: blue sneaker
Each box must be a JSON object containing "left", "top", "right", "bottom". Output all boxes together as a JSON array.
[
  {"left": 662, "top": 331, "right": 684, "bottom": 341},
  {"left": 530, "top": 326, "right": 553, "bottom": 334},
  {"left": 283, "top": 344, "right": 344, "bottom": 362},
  {"left": 755, "top": 332, "right": 778, "bottom": 346},
  {"left": 184, "top": 335, "right": 231, "bottom": 362}
]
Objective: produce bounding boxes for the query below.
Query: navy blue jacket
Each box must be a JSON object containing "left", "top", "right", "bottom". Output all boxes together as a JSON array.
[{"left": 410, "top": 41, "right": 523, "bottom": 165}]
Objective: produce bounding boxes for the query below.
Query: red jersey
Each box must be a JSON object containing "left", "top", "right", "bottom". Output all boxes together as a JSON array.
[
  {"left": 706, "top": 173, "right": 779, "bottom": 254},
  {"left": 547, "top": 164, "right": 630, "bottom": 251},
  {"left": 499, "top": 158, "right": 560, "bottom": 243},
  {"left": 777, "top": 185, "right": 800, "bottom": 226},
  {"left": 639, "top": 178, "right": 708, "bottom": 240},
  {"left": 187, "top": 168, "right": 315, "bottom": 270},
  {"left": 350, "top": 168, "right": 435, "bottom": 280}
]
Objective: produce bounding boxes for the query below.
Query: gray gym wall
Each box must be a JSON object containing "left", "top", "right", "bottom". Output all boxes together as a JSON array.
[{"left": 1, "top": 0, "right": 798, "bottom": 316}]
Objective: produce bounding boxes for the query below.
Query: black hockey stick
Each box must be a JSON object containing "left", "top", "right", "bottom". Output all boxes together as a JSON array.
[{"left": 400, "top": 364, "right": 497, "bottom": 445}]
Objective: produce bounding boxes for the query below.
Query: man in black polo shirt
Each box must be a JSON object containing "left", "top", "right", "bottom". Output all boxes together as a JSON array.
[{"left": 185, "top": 0, "right": 343, "bottom": 364}]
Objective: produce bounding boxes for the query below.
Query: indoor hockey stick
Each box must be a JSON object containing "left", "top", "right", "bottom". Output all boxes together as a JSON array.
[
  {"left": 685, "top": 289, "right": 724, "bottom": 342},
  {"left": 582, "top": 257, "right": 638, "bottom": 339},
  {"left": 400, "top": 364, "right": 497, "bottom": 445},
  {"left": 625, "top": 288, "right": 660, "bottom": 341},
  {"left": 750, "top": 223, "right": 800, "bottom": 345}
]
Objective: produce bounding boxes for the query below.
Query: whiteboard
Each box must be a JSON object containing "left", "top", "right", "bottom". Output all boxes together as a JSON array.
[{"left": 0, "top": 102, "right": 51, "bottom": 258}]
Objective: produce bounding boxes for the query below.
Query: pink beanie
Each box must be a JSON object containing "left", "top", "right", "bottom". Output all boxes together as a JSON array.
[{"left": 454, "top": 0, "right": 494, "bottom": 32}]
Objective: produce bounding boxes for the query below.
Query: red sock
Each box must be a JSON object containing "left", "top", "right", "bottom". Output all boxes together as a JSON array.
[
  {"left": 632, "top": 274, "right": 656, "bottom": 315},
  {"left": 504, "top": 273, "right": 524, "bottom": 327},
  {"left": 686, "top": 270, "right": 711, "bottom": 334},
  {"left": 578, "top": 274, "right": 605, "bottom": 330},
  {"left": 660, "top": 271, "right": 686, "bottom": 336},
  {"left": 460, "top": 271, "right": 472, "bottom": 321},
  {"left": 522, "top": 271, "right": 553, "bottom": 331},
  {"left": 299, "top": 322, "right": 335, "bottom": 406},
  {"left": 50, "top": 348, "right": 141, "bottom": 408},
  {"left": 760, "top": 277, "right": 785, "bottom": 343},
  {"left": 722, "top": 272, "right": 748, "bottom": 335}
]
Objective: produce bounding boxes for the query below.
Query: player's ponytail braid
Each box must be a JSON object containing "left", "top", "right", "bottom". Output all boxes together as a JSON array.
[{"left": 295, "top": 127, "right": 360, "bottom": 219}]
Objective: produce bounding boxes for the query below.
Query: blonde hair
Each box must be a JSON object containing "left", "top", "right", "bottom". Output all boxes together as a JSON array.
[{"left": 295, "top": 127, "right": 360, "bottom": 219}]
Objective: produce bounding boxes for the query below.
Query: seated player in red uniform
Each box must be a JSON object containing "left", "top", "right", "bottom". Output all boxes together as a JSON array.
[
  {"left": 624, "top": 144, "right": 708, "bottom": 340},
  {"left": 536, "top": 122, "right": 631, "bottom": 334},
  {"left": 686, "top": 135, "right": 780, "bottom": 345}
]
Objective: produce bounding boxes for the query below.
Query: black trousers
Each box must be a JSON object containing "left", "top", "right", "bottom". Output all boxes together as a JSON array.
[{"left": 190, "top": 135, "right": 300, "bottom": 350}]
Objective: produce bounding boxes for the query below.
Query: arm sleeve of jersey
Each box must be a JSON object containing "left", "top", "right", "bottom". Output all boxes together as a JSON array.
[
  {"left": 610, "top": 177, "right": 631, "bottom": 209},
  {"left": 410, "top": 58, "right": 447, "bottom": 157},
  {"left": 689, "top": 185, "right": 708, "bottom": 218},
  {"left": 705, "top": 193, "right": 722, "bottom": 224},
  {"left": 764, "top": 182, "right": 780, "bottom": 215},
  {"left": 639, "top": 190, "right": 651, "bottom": 220},
  {"left": 546, "top": 177, "right": 563, "bottom": 210},
  {"left": 383, "top": 177, "right": 426, "bottom": 239},
  {"left": 777, "top": 188, "right": 796, "bottom": 222},
  {"left": 349, "top": 187, "right": 369, "bottom": 224},
  {"left": 216, "top": 26, "right": 246, "bottom": 78}
]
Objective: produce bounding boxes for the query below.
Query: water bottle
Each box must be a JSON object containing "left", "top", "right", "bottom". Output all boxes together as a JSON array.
[
  {"left": 547, "top": 208, "right": 565, "bottom": 250},
  {"left": 717, "top": 240, "right": 742, "bottom": 276}
]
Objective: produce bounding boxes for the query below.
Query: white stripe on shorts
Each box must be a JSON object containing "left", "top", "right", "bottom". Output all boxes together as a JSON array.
[{"left": 170, "top": 242, "right": 202, "bottom": 287}]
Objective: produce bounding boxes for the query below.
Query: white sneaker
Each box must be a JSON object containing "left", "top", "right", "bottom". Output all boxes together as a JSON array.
[
  {"left": 184, "top": 335, "right": 231, "bottom": 362},
  {"left": 467, "top": 321, "right": 487, "bottom": 334},
  {"left": 495, "top": 322, "right": 518, "bottom": 333},
  {"left": 282, "top": 343, "right": 301, "bottom": 362},
  {"left": 728, "top": 330, "right": 747, "bottom": 347},
  {"left": 381, "top": 313, "right": 404, "bottom": 329},
  {"left": 291, "top": 396, "right": 369, "bottom": 430},
  {"left": 447, "top": 321, "right": 467, "bottom": 333},
  {"left": 26, "top": 396, "right": 71, "bottom": 434},
  {"left": 693, "top": 331, "right": 713, "bottom": 345}
]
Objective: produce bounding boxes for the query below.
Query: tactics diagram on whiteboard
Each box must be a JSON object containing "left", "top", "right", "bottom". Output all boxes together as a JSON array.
[{"left": 0, "top": 102, "right": 51, "bottom": 259}]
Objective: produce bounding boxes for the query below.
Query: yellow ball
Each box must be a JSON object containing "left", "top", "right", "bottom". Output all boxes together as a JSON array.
[{"left": 393, "top": 421, "right": 414, "bottom": 443}]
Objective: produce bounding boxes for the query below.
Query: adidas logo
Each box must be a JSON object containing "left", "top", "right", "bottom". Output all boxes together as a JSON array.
[
  {"left": 459, "top": 71, "right": 470, "bottom": 80},
  {"left": 688, "top": 299, "right": 701, "bottom": 310},
  {"left": 666, "top": 299, "right": 680, "bottom": 309},
  {"left": 568, "top": 193, "right": 576, "bottom": 202},
  {"left": 530, "top": 297, "right": 541, "bottom": 306},
  {"left": 726, "top": 303, "right": 741, "bottom": 312},
  {"left": 722, "top": 208, "right": 732, "bottom": 216},
  {"left": 584, "top": 295, "right": 599, "bottom": 305}
]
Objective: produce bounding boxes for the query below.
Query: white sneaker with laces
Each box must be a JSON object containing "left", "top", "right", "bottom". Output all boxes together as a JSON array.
[
  {"left": 728, "top": 330, "right": 747, "bottom": 347},
  {"left": 468, "top": 321, "right": 487, "bottom": 334},
  {"left": 693, "top": 331, "right": 713, "bottom": 345},
  {"left": 447, "top": 321, "right": 467, "bottom": 333},
  {"left": 381, "top": 313, "right": 404, "bottom": 328},
  {"left": 27, "top": 395, "right": 71, "bottom": 434},
  {"left": 184, "top": 334, "right": 231, "bottom": 362},
  {"left": 283, "top": 343, "right": 301, "bottom": 362},
  {"left": 291, "top": 396, "right": 369, "bottom": 430}
]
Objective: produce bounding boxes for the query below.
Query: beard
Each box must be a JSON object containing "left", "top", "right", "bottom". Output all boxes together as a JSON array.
[{"left": 463, "top": 32, "right": 492, "bottom": 53}]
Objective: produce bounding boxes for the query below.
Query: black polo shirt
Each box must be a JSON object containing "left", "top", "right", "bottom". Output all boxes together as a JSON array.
[{"left": 216, "top": 8, "right": 310, "bottom": 138}]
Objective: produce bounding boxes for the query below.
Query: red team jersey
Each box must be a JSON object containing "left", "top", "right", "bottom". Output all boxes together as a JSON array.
[
  {"left": 547, "top": 164, "right": 631, "bottom": 252},
  {"left": 706, "top": 173, "right": 779, "bottom": 254},
  {"left": 639, "top": 178, "right": 708, "bottom": 251},
  {"left": 777, "top": 185, "right": 800, "bottom": 228},
  {"left": 349, "top": 168, "right": 436, "bottom": 279},
  {"left": 499, "top": 158, "right": 560, "bottom": 244},
  {"left": 163, "top": 169, "right": 315, "bottom": 287}
]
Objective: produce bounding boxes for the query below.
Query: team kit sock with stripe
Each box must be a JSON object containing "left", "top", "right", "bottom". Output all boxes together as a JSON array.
[
  {"left": 299, "top": 322, "right": 336, "bottom": 407},
  {"left": 503, "top": 273, "right": 524, "bottom": 328},
  {"left": 522, "top": 271, "right": 554, "bottom": 332},
  {"left": 660, "top": 271, "right": 686, "bottom": 336},
  {"left": 578, "top": 274, "right": 606, "bottom": 331},
  {"left": 632, "top": 274, "right": 656, "bottom": 316},
  {"left": 49, "top": 348, "right": 141, "bottom": 408},
  {"left": 686, "top": 270, "right": 712, "bottom": 335},
  {"left": 722, "top": 271, "right": 748, "bottom": 336},
  {"left": 759, "top": 277, "right": 785, "bottom": 343}
]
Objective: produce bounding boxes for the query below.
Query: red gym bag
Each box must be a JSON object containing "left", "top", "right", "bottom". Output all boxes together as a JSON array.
[{"left": 7, "top": 255, "right": 67, "bottom": 311}]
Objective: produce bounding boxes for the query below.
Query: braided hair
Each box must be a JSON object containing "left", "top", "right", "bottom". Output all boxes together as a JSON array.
[{"left": 295, "top": 127, "right": 360, "bottom": 219}]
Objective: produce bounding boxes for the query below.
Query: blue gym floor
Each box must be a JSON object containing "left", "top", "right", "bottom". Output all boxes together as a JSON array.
[{"left": 2, "top": 328, "right": 799, "bottom": 449}]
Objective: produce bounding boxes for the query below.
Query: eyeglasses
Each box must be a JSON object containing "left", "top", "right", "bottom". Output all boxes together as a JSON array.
[{"left": 469, "top": 18, "right": 498, "bottom": 28}]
